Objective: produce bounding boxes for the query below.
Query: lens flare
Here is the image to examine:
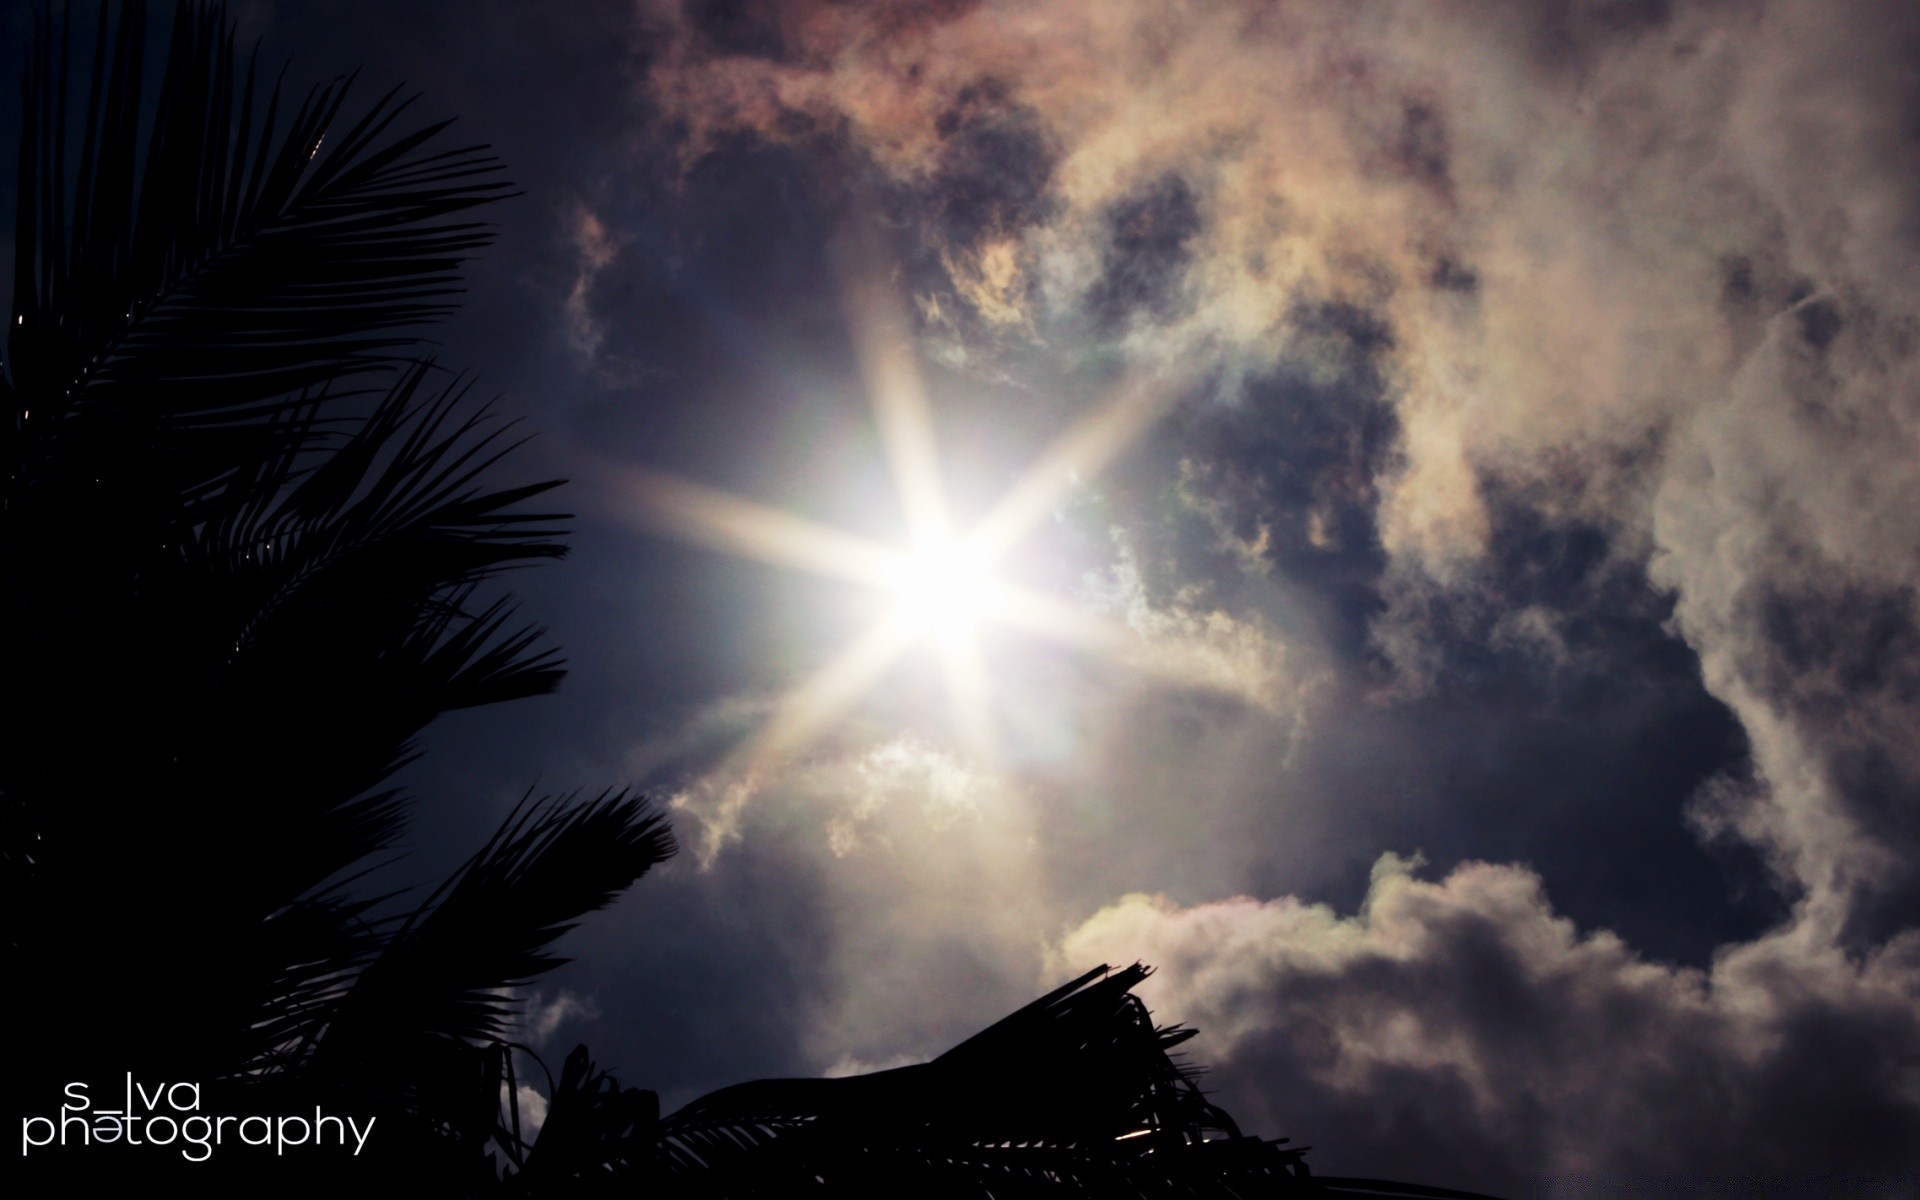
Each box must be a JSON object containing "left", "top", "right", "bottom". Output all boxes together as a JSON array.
[
  {"left": 610, "top": 245, "right": 1200, "bottom": 784},
  {"left": 888, "top": 536, "right": 995, "bottom": 644}
]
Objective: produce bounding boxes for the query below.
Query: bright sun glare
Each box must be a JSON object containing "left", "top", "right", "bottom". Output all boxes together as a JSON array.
[
  {"left": 888, "top": 536, "right": 995, "bottom": 643},
  {"left": 617, "top": 241, "right": 1184, "bottom": 780}
]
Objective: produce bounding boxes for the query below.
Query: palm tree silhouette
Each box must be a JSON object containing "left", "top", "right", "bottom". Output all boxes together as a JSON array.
[
  {"left": 3, "top": 5, "right": 1495, "bottom": 1197},
  {"left": 3, "top": 2, "right": 671, "bottom": 1189}
]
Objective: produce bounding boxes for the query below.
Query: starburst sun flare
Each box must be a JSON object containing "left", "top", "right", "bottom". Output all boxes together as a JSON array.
[
  {"left": 887, "top": 533, "right": 997, "bottom": 645},
  {"left": 612, "top": 251, "right": 1202, "bottom": 783}
]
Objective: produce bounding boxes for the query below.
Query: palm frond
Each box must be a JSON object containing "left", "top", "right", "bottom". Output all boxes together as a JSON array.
[
  {"left": 502, "top": 1043, "right": 661, "bottom": 1193},
  {"left": 497, "top": 964, "right": 1499, "bottom": 1198},
  {"left": 6, "top": 0, "right": 513, "bottom": 429},
  {"left": 5, "top": 360, "right": 578, "bottom": 1010},
  {"left": 0, "top": 0, "right": 581, "bottom": 1106},
  {"left": 640, "top": 965, "right": 1317, "bottom": 1198},
  {"left": 313, "top": 790, "right": 675, "bottom": 1068}
]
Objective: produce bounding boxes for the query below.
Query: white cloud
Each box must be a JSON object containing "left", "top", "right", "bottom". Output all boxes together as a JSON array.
[
  {"left": 1057, "top": 854, "right": 1920, "bottom": 1187},
  {"left": 1083, "top": 525, "right": 1309, "bottom": 718},
  {"left": 521, "top": 988, "right": 602, "bottom": 1047}
]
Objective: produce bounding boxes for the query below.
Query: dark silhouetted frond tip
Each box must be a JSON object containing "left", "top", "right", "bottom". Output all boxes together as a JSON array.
[
  {"left": 311, "top": 791, "right": 675, "bottom": 1070},
  {"left": 4, "top": 0, "right": 515, "bottom": 432},
  {"left": 646, "top": 964, "right": 1334, "bottom": 1198},
  {"left": 500, "top": 1043, "right": 662, "bottom": 1194},
  {"left": 410, "top": 593, "right": 569, "bottom": 711},
  {"left": 618, "top": 965, "right": 1509, "bottom": 1197}
]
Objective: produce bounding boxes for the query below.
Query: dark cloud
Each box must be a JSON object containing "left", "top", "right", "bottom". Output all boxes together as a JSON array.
[
  {"left": 1385, "top": 100, "right": 1453, "bottom": 193},
  {"left": 926, "top": 79, "right": 1059, "bottom": 247},
  {"left": 1174, "top": 302, "right": 1396, "bottom": 580},
  {"left": 1493, "top": 0, "right": 1679, "bottom": 79},
  {"left": 1429, "top": 256, "right": 1480, "bottom": 295},
  {"left": 682, "top": 0, "right": 789, "bottom": 59},
  {"left": 1087, "top": 172, "right": 1204, "bottom": 329}
]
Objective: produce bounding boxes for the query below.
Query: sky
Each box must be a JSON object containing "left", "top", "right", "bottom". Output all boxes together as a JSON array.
[{"left": 9, "top": 1, "right": 1920, "bottom": 1195}]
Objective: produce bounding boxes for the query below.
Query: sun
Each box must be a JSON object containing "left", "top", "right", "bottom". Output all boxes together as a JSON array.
[
  {"left": 611, "top": 251, "right": 1183, "bottom": 778},
  {"left": 887, "top": 534, "right": 997, "bottom": 647}
]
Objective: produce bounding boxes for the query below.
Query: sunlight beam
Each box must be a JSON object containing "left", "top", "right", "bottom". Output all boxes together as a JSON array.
[
  {"left": 738, "top": 612, "right": 922, "bottom": 774},
  {"left": 938, "top": 629, "right": 998, "bottom": 762},
  {"left": 968, "top": 377, "right": 1177, "bottom": 563},
  {"left": 988, "top": 582, "right": 1136, "bottom": 656},
  {"left": 620, "top": 468, "right": 901, "bottom": 590},
  {"left": 838, "top": 232, "right": 953, "bottom": 546},
  {"left": 992, "top": 580, "right": 1277, "bottom": 700}
]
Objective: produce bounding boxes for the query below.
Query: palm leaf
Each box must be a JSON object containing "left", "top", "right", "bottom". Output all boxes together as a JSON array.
[
  {"left": 6, "top": 0, "right": 513, "bottom": 428},
  {"left": 645, "top": 964, "right": 1318, "bottom": 1197},
  {"left": 1, "top": 0, "right": 575, "bottom": 1099},
  {"left": 503, "top": 965, "right": 1499, "bottom": 1198},
  {"left": 491, "top": 964, "right": 1505, "bottom": 1198},
  {"left": 312, "top": 790, "right": 675, "bottom": 1071}
]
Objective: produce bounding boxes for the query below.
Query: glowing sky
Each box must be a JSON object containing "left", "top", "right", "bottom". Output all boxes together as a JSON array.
[{"left": 30, "top": 1, "right": 1920, "bottom": 1192}]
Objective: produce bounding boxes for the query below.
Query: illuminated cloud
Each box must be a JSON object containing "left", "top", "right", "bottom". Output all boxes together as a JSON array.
[
  {"left": 522, "top": 988, "right": 602, "bottom": 1046},
  {"left": 1083, "top": 525, "right": 1306, "bottom": 718},
  {"left": 565, "top": 201, "right": 625, "bottom": 360},
  {"left": 620, "top": 0, "right": 1920, "bottom": 1182},
  {"left": 1057, "top": 856, "right": 1920, "bottom": 1191},
  {"left": 665, "top": 732, "right": 1054, "bottom": 1070},
  {"left": 827, "top": 734, "right": 1001, "bottom": 856},
  {"left": 638, "top": 0, "right": 1920, "bottom": 927}
]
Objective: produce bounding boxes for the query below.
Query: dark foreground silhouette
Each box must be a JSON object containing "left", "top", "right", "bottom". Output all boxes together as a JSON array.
[
  {"left": 494, "top": 961, "right": 1493, "bottom": 1199},
  {"left": 1, "top": 5, "right": 1495, "bottom": 1197}
]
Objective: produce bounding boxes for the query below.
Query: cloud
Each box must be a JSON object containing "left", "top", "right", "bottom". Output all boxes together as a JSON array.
[
  {"left": 825, "top": 733, "right": 1001, "bottom": 856},
  {"left": 685, "top": 734, "right": 1054, "bottom": 1071},
  {"left": 520, "top": 988, "right": 603, "bottom": 1047},
  {"left": 511, "top": 1083, "right": 550, "bottom": 1139},
  {"left": 663, "top": 718, "right": 1014, "bottom": 864},
  {"left": 497, "top": 989, "right": 600, "bottom": 1139},
  {"left": 818, "top": 1051, "right": 922, "bottom": 1080},
  {"left": 667, "top": 768, "right": 764, "bottom": 866},
  {"left": 563, "top": 201, "right": 626, "bottom": 360},
  {"left": 640, "top": 0, "right": 1920, "bottom": 928},
  {"left": 1057, "top": 854, "right": 1920, "bottom": 1193},
  {"left": 1082, "top": 523, "right": 1309, "bottom": 718},
  {"left": 628, "top": 0, "right": 1920, "bottom": 1174}
]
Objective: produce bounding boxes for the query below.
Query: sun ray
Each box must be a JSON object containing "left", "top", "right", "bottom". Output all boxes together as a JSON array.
[
  {"left": 986, "top": 581, "right": 1135, "bottom": 656},
  {"left": 618, "top": 468, "right": 900, "bottom": 590},
  {"left": 990, "top": 579, "right": 1276, "bottom": 697},
  {"left": 967, "top": 376, "right": 1178, "bottom": 563},
  {"left": 736, "top": 611, "right": 922, "bottom": 774},
  {"left": 841, "top": 256, "right": 953, "bottom": 547},
  {"left": 937, "top": 629, "right": 998, "bottom": 762}
]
